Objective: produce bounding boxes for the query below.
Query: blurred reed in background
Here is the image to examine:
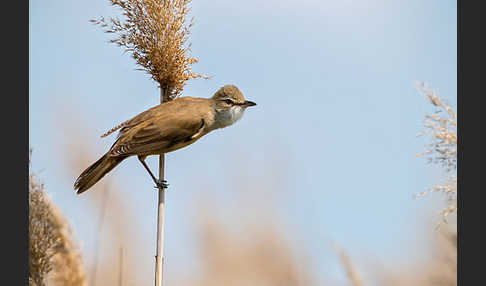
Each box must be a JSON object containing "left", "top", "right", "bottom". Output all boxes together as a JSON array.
[{"left": 29, "top": 156, "right": 87, "bottom": 286}]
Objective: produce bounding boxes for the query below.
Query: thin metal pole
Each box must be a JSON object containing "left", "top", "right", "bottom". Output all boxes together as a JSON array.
[{"left": 155, "top": 86, "right": 168, "bottom": 286}]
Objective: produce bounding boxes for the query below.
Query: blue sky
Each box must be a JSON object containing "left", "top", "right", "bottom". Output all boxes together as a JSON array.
[{"left": 30, "top": 0, "right": 456, "bottom": 284}]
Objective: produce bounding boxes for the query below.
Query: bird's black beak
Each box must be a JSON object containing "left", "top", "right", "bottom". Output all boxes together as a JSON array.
[{"left": 243, "top": 100, "right": 257, "bottom": 107}]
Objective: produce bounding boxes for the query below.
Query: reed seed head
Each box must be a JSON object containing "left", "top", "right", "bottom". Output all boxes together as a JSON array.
[{"left": 91, "top": 0, "right": 208, "bottom": 100}]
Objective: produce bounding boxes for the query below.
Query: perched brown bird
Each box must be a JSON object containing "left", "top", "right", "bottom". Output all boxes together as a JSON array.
[{"left": 74, "top": 85, "right": 256, "bottom": 194}]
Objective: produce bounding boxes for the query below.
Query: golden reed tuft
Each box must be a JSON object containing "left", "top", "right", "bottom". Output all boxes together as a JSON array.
[
  {"left": 91, "top": 0, "right": 208, "bottom": 99},
  {"left": 29, "top": 170, "right": 87, "bottom": 286}
]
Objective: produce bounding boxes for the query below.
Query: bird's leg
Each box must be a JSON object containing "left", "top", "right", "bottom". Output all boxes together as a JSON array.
[{"left": 137, "top": 156, "right": 169, "bottom": 190}]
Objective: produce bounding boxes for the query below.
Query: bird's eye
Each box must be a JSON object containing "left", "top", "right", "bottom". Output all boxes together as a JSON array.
[{"left": 225, "top": 99, "right": 233, "bottom": 105}]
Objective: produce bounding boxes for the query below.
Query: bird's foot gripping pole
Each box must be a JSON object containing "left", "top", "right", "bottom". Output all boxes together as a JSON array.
[
  {"left": 154, "top": 179, "right": 169, "bottom": 190},
  {"left": 138, "top": 155, "right": 169, "bottom": 191}
]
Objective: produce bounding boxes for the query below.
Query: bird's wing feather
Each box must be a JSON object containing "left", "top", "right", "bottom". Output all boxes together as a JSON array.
[{"left": 109, "top": 115, "right": 205, "bottom": 156}]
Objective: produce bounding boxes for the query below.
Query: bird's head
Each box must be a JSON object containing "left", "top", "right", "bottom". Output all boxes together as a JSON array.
[{"left": 211, "top": 85, "right": 256, "bottom": 128}]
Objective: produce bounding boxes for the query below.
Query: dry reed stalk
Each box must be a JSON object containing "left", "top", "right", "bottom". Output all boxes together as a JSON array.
[
  {"left": 91, "top": 1, "right": 207, "bottom": 284},
  {"left": 335, "top": 247, "right": 363, "bottom": 286},
  {"left": 29, "top": 169, "right": 87, "bottom": 286},
  {"left": 156, "top": 87, "right": 168, "bottom": 286},
  {"left": 414, "top": 82, "right": 457, "bottom": 222},
  {"left": 118, "top": 247, "right": 124, "bottom": 286},
  {"left": 90, "top": 185, "right": 110, "bottom": 286}
]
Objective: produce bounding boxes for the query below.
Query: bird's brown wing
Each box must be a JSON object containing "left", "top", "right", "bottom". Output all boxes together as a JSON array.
[
  {"left": 108, "top": 115, "right": 205, "bottom": 157},
  {"left": 101, "top": 104, "right": 164, "bottom": 138}
]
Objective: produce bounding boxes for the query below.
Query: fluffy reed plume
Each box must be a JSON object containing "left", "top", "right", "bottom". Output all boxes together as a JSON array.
[
  {"left": 91, "top": 0, "right": 207, "bottom": 98},
  {"left": 29, "top": 169, "right": 86, "bottom": 286},
  {"left": 415, "top": 82, "right": 457, "bottom": 221}
]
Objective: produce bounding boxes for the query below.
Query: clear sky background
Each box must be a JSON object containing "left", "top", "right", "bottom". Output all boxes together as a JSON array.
[{"left": 29, "top": 0, "right": 456, "bottom": 284}]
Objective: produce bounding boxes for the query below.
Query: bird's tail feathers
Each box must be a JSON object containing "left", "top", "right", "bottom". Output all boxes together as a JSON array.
[{"left": 74, "top": 153, "right": 125, "bottom": 194}]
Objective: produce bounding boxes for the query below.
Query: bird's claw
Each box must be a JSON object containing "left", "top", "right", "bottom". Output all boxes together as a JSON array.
[{"left": 154, "top": 179, "right": 169, "bottom": 190}]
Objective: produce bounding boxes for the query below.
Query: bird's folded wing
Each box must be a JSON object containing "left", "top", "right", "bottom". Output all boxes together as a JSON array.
[
  {"left": 109, "top": 116, "right": 205, "bottom": 156},
  {"left": 101, "top": 104, "right": 163, "bottom": 138}
]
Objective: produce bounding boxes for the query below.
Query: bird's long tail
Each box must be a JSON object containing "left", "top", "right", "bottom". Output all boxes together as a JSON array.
[{"left": 74, "top": 153, "right": 126, "bottom": 194}]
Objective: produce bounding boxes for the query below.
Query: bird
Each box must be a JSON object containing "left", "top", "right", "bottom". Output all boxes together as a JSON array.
[{"left": 74, "top": 84, "right": 256, "bottom": 194}]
